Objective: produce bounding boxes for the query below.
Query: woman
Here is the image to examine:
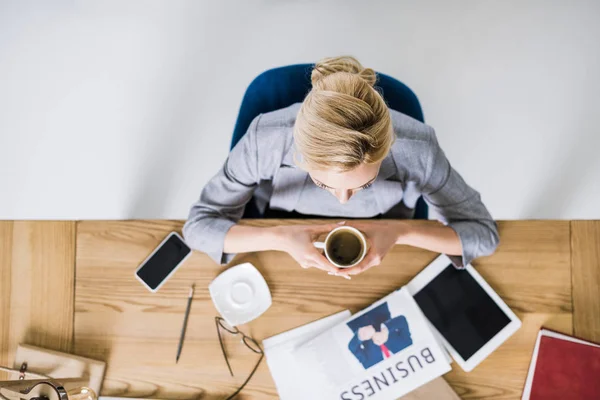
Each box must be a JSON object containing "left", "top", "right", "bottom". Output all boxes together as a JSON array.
[{"left": 184, "top": 56, "right": 498, "bottom": 277}]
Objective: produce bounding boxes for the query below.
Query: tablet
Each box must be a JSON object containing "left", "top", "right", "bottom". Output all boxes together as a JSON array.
[{"left": 406, "top": 255, "right": 521, "bottom": 372}]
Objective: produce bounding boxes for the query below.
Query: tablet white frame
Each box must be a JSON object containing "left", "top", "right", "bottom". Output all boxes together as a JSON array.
[
  {"left": 134, "top": 231, "right": 192, "bottom": 293},
  {"left": 406, "top": 254, "right": 522, "bottom": 372}
]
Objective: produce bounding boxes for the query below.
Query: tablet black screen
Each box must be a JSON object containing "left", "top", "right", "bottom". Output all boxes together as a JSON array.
[{"left": 413, "top": 264, "right": 511, "bottom": 360}]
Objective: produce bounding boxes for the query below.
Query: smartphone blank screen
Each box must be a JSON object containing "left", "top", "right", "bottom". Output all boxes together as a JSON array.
[
  {"left": 413, "top": 263, "right": 511, "bottom": 360},
  {"left": 136, "top": 234, "right": 191, "bottom": 290}
]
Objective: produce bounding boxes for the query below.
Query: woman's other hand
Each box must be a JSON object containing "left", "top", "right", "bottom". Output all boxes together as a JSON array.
[
  {"left": 272, "top": 223, "right": 342, "bottom": 274},
  {"left": 342, "top": 221, "right": 407, "bottom": 276}
]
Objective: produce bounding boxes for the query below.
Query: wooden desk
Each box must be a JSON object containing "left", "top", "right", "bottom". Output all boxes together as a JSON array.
[
  {"left": 0, "top": 221, "right": 75, "bottom": 380},
  {"left": 72, "top": 220, "right": 575, "bottom": 399}
]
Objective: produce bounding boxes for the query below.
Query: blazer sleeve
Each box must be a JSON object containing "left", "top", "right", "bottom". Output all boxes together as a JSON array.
[
  {"left": 183, "top": 116, "right": 262, "bottom": 265},
  {"left": 421, "top": 130, "right": 500, "bottom": 268}
]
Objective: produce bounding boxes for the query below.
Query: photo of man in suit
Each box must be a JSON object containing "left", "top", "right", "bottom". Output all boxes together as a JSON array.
[{"left": 347, "top": 302, "right": 413, "bottom": 369}]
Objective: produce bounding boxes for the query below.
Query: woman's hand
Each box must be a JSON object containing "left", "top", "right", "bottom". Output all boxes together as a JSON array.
[
  {"left": 342, "top": 221, "right": 407, "bottom": 276},
  {"left": 272, "top": 223, "right": 342, "bottom": 274}
]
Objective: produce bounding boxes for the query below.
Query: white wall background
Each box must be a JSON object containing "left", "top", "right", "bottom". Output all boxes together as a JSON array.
[{"left": 1, "top": 0, "right": 599, "bottom": 220}]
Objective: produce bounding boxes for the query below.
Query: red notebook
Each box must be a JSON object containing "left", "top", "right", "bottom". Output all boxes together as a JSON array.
[{"left": 522, "top": 329, "right": 600, "bottom": 400}]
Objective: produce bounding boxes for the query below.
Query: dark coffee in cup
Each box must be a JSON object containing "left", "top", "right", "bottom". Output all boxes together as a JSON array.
[{"left": 326, "top": 230, "right": 365, "bottom": 266}]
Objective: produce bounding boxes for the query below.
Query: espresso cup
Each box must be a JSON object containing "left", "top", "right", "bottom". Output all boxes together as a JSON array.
[{"left": 313, "top": 226, "right": 368, "bottom": 268}]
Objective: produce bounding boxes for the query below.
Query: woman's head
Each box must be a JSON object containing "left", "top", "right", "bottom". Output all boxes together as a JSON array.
[{"left": 294, "top": 56, "right": 393, "bottom": 203}]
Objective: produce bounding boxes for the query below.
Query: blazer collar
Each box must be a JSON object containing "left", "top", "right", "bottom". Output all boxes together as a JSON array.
[
  {"left": 282, "top": 142, "right": 297, "bottom": 167},
  {"left": 377, "top": 152, "right": 397, "bottom": 181}
]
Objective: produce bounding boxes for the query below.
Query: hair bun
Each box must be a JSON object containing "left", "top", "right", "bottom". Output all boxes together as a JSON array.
[{"left": 311, "top": 56, "right": 377, "bottom": 87}]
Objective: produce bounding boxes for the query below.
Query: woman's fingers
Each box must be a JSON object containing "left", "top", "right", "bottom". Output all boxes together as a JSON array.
[
  {"left": 310, "top": 222, "right": 348, "bottom": 242},
  {"left": 310, "top": 221, "right": 346, "bottom": 234},
  {"left": 345, "top": 251, "right": 381, "bottom": 275},
  {"left": 298, "top": 254, "right": 352, "bottom": 279},
  {"left": 302, "top": 250, "right": 352, "bottom": 278},
  {"left": 310, "top": 252, "right": 341, "bottom": 274},
  {"left": 345, "top": 263, "right": 372, "bottom": 275}
]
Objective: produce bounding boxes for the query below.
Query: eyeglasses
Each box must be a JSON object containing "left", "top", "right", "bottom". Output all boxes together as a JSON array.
[{"left": 215, "top": 316, "right": 264, "bottom": 400}]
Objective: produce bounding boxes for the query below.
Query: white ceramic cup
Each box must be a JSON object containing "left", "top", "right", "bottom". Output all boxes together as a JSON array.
[{"left": 313, "top": 226, "right": 368, "bottom": 268}]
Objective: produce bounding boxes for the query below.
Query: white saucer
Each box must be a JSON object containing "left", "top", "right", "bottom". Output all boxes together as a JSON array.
[{"left": 209, "top": 262, "right": 272, "bottom": 327}]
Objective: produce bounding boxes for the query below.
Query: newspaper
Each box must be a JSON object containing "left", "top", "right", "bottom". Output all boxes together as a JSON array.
[
  {"left": 294, "top": 287, "right": 451, "bottom": 399},
  {"left": 263, "top": 287, "right": 451, "bottom": 400}
]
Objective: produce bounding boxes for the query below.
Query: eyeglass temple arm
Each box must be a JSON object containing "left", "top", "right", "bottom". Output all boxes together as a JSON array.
[
  {"left": 225, "top": 352, "right": 264, "bottom": 400},
  {"left": 215, "top": 318, "right": 235, "bottom": 377}
]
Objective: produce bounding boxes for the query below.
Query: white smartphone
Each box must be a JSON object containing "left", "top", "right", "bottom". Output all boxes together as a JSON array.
[{"left": 135, "top": 232, "right": 192, "bottom": 293}]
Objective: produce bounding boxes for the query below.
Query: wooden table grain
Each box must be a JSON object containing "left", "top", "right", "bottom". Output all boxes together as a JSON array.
[
  {"left": 571, "top": 221, "right": 600, "bottom": 343},
  {"left": 0, "top": 221, "right": 76, "bottom": 379},
  {"left": 73, "top": 220, "right": 573, "bottom": 400}
]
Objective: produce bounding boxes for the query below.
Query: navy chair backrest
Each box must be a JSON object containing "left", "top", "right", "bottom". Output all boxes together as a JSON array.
[{"left": 231, "top": 63, "right": 428, "bottom": 219}]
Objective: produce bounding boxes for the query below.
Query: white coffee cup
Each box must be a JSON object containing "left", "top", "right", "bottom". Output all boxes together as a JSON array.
[{"left": 313, "top": 226, "right": 368, "bottom": 268}]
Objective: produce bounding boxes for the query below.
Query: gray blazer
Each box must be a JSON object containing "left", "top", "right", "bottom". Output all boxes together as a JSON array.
[{"left": 184, "top": 103, "right": 499, "bottom": 266}]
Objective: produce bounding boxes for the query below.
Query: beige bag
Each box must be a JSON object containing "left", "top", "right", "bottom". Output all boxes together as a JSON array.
[
  {"left": 0, "top": 345, "right": 105, "bottom": 395},
  {"left": 401, "top": 377, "right": 462, "bottom": 400}
]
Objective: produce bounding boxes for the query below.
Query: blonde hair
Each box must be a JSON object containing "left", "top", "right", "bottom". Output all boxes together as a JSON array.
[{"left": 294, "top": 56, "right": 393, "bottom": 171}]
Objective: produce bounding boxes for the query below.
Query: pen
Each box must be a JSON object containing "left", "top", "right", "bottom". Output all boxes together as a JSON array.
[{"left": 176, "top": 283, "right": 195, "bottom": 363}]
